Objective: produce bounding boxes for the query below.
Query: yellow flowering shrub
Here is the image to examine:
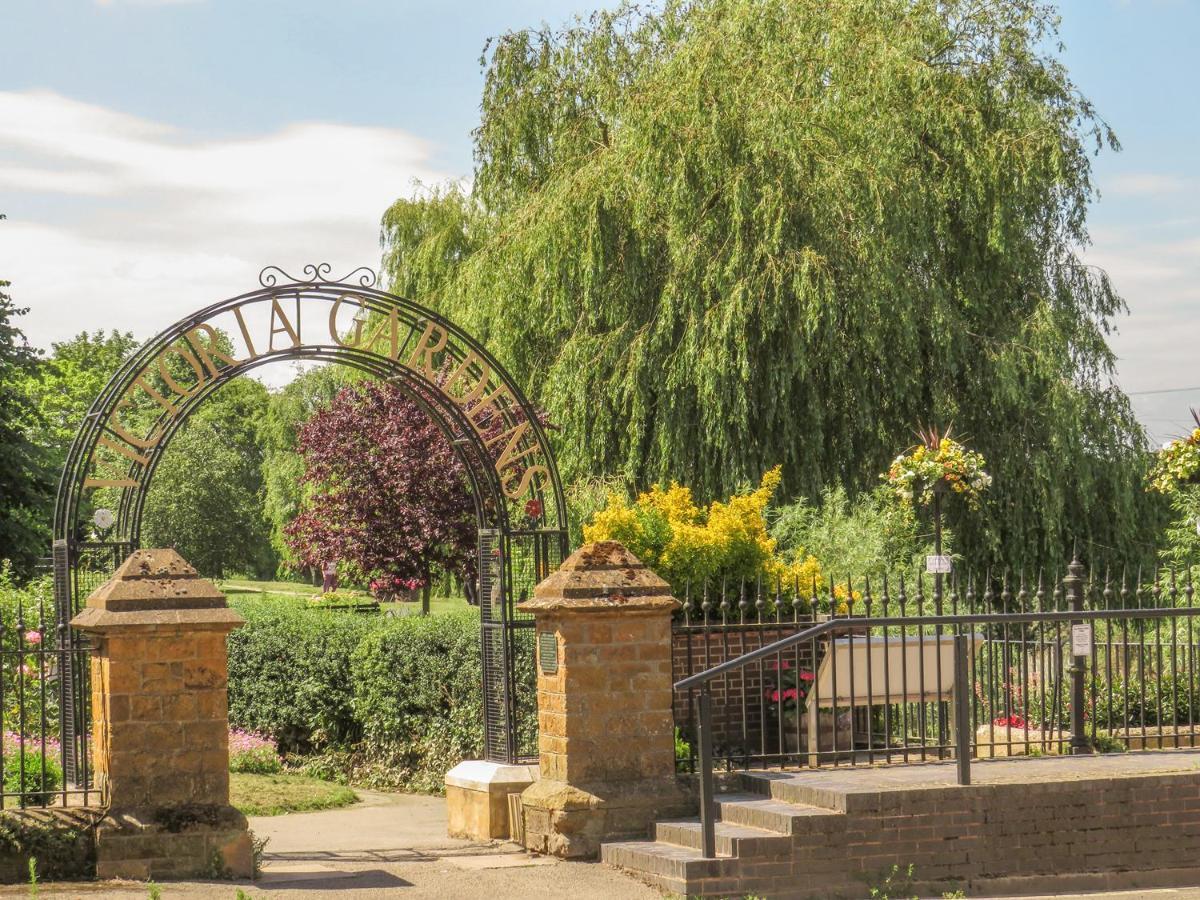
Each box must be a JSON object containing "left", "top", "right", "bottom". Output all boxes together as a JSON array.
[{"left": 584, "top": 467, "right": 848, "bottom": 608}]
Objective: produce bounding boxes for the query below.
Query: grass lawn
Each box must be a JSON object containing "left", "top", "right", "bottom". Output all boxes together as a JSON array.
[
  {"left": 379, "top": 596, "right": 470, "bottom": 616},
  {"left": 230, "top": 772, "right": 359, "bottom": 816}
]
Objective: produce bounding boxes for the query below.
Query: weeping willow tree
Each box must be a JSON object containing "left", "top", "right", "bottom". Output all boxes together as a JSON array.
[{"left": 381, "top": 0, "right": 1163, "bottom": 569}]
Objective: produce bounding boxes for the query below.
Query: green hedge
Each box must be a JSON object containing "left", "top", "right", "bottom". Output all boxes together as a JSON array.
[
  {"left": 226, "top": 598, "right": 377, "bottom": 752},
  {"left": 226, "top": 600, "right": 527, "bottom": 793},
  {"left": 349, "top": 612, "right": 485, "bottom": 792}
]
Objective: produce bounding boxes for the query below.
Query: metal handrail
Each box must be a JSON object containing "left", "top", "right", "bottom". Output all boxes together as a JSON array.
[{"left": 677, "top": 604, "right": 1200, "bottom": 859}]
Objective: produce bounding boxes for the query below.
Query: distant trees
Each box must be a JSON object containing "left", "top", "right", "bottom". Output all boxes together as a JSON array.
[
  {"left": 258, "top": 366, "right": 352, "bottom": 573},
  {"left": 23, "top": 330, "right": 139, "bottom": 472},
  {"left": 381, "top": 0, "right": 1161, "bottom": 569},
  {"left": 0, "top": 266, "right": 52, "bottom": 576},
  {"left": 141, "top": 379, "right": 276, "bottom": 578}
]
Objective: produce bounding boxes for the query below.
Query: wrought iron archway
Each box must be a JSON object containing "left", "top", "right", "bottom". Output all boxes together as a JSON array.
[{"left": 52, "top": 264, "right": 568, "bottom": 782}]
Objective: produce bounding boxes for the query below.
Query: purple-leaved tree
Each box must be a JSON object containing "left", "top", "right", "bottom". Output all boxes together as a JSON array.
[{"left": 284, "top": 380, "right": 477, "bottom": 611}]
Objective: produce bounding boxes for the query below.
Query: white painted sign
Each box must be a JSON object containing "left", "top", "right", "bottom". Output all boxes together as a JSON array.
[
  {"left": 925, "top": 554, "right": 953, "bottom": 574},
  {"left": 1071, "top": 623, "right": 1093, "bottom": 657}
]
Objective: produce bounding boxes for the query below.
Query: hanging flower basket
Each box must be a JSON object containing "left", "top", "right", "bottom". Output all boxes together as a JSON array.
[
  {"left": 1148, "top": 417, "right": 1200, "bottom": 495},
  {"left": 884, "top": 430, "right": 990, "bottom": 509}
]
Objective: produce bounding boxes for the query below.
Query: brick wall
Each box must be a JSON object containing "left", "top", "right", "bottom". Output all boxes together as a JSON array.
[{"left": 672, "top": 625, "right": 818, "bottom": 753}]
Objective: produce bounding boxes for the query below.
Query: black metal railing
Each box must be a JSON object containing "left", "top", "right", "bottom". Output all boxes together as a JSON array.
[
  {"left": 0, "top": 576, "right": 96, "bottom": 809},
  {"left": 677, "top": 559, "right": 1200, "bottom": 859}
]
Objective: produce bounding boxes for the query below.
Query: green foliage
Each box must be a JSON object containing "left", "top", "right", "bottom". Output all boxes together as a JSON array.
[
  {"left": 2, "top": 750, "right": 61, "bottom": 809},
  {"left": 0, "top": 254, "right": 53, "bottom": 578},
  {"left": 674, "top": 727, "right": 692, "bottom": 772},
  {"left": 142, "top": 379, "right": 276, "bottom": 578},
  {"left": 258, "top": 366, "right": 352, "bottom": 573},
  {"left": 0, "top": 813, "right": 93, "bottom": 881},
  {"left": 382, "top": 0, "right": 1161, "bottom": 571},
  {"left": 564, "top": 473, "right": 628, "bottom": 549},
  {"left": 22, "top": 330, "right": 138, "bottom": 473},
  {"left": 1091, "top": 674, "right": 1200, "bottom": 730},
  {"left": 225, "top": 599, "right": 532, "bottom": 793},
  {"left": 228, "top": 747, "right": 283, "bottom": 776},
  {"left": 0, "top": 573, "right": 59, "bottom": 745},
  {"left": 1091, "top": 733, "right": 1127, "bottom": 754},
  {"left": 306, "top": 590, "right": 375, "bottom": 608},
  {"left": 226, "top": 598, "right": 376, "bottom": 752},
  {"left": 350, "top": 612, "right": 486, "bottom": 793},
  {"left": 1161, "top": 485, "right": 1200, "bottom": 565},
  {"left": 770, "top": 485, "right": 927, "bottom": 579},
  {"left": 868, "top": 862, "right": 917, "bottom": 900}
]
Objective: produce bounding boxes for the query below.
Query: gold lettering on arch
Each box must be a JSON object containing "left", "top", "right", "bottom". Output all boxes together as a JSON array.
[
  {"left": 83, "top": 299, "right": 553, "bottom": 504},
  {"left": 327, "top": 295, "right": 400, "bottom": 360}
]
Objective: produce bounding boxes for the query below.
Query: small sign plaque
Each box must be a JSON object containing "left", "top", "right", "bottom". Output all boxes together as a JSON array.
[
  {"left": 925, "top": 554, "right": 953, "bottom": 574},
  {"left": 538, "top": 631, "right": 558, "bottom": 675},
  {"left": 1071, "top": 623, "right": 1093, "bottom": 657}
]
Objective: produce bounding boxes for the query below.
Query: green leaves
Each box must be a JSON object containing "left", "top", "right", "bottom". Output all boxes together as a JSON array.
[{"left": 382, "top": 0, "right": 1160, "bottom": 569}]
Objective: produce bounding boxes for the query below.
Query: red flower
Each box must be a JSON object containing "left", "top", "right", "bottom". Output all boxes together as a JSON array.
[
  {"left": 993, "top": 714, "right": 1026, "bottom": 729},
  {"left": 798, "top": 670, "right": 815, "bottom": 682},
  {"left": 525, "top": 498, "right": 544, "bottom": 519},
  {"left": 767, "top": 688, "right": 800, "bottom": 703}
]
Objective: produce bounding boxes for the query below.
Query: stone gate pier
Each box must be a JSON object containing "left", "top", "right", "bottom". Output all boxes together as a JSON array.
[
  {"left": 70, "top": 549, "right": 252, "bottom": 879},
  {"left": 513, "top": 541, "right": 692, "bottom": 858}
]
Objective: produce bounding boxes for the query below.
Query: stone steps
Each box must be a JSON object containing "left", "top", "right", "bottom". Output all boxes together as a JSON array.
[
  {"left": 604, "top": 761, "right": 1200, "bottom": 898},
  {"left": 601, "top": 772, "right": 847, "bottom": 897}
]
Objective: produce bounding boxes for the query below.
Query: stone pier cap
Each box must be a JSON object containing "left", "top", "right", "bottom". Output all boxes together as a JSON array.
[
  {"left": 517, "top": 541, "right": 680, "bottom": 613},
  {"left": 70, "top": 548, "right": 244, "bottom": 631}
]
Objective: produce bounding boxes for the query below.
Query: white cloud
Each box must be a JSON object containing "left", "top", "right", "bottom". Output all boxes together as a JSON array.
[
  {"left": 1105, "top": 172, "right": 1191, "bottom": 197},
  {"left": 0, "top": 90, "right": 454, "bottom": 385},
  {"left": 1083, "top": 193, "right": 1200, "bottom": 443}
]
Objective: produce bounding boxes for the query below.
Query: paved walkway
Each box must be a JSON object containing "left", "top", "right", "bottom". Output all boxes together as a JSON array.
[{"left": 1, "top": 790, "right": 659, "bottom": 900}]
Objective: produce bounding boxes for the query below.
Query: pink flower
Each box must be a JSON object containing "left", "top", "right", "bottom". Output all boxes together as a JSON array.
[
  {"left": 798, "top": 670, "right": 815, "bottom": 682},
  {"left": 19, "top": 664, "right": 34, "bottom": 678},
  {"left": 767, "top": 660, "right": 792, "bottom": 670},
  {"left": 24, "top": 630, "right": 42, "bottom": 645},
  {"left": 228, "top": 728, "right": 277, "bottom": 753},
  {"left": 767, "top": 687, "right": 800, "bottom": 703}
]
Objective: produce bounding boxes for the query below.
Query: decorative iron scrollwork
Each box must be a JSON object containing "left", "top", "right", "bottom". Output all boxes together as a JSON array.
[{"left": 258, "top": 263, "right": 377, "bottom": 288}]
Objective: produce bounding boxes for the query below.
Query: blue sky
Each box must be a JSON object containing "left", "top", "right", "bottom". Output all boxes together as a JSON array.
[{"left": 2, "top": 0, "right": 1197, "bottom": 440}]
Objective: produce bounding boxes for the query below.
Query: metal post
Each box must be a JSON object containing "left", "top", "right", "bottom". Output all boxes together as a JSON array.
[
  {"left": 954, "top": 633, "right": 971, "bottom": 785},
  {"left": 933, "top": 486, "right": 947, "bottom": 756},
  {"left": 1064, "top": 555, "right": 1092, "bottom": 755},
  {"left": 696, "top": 689, "right": 716, "bottom": 859}
]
